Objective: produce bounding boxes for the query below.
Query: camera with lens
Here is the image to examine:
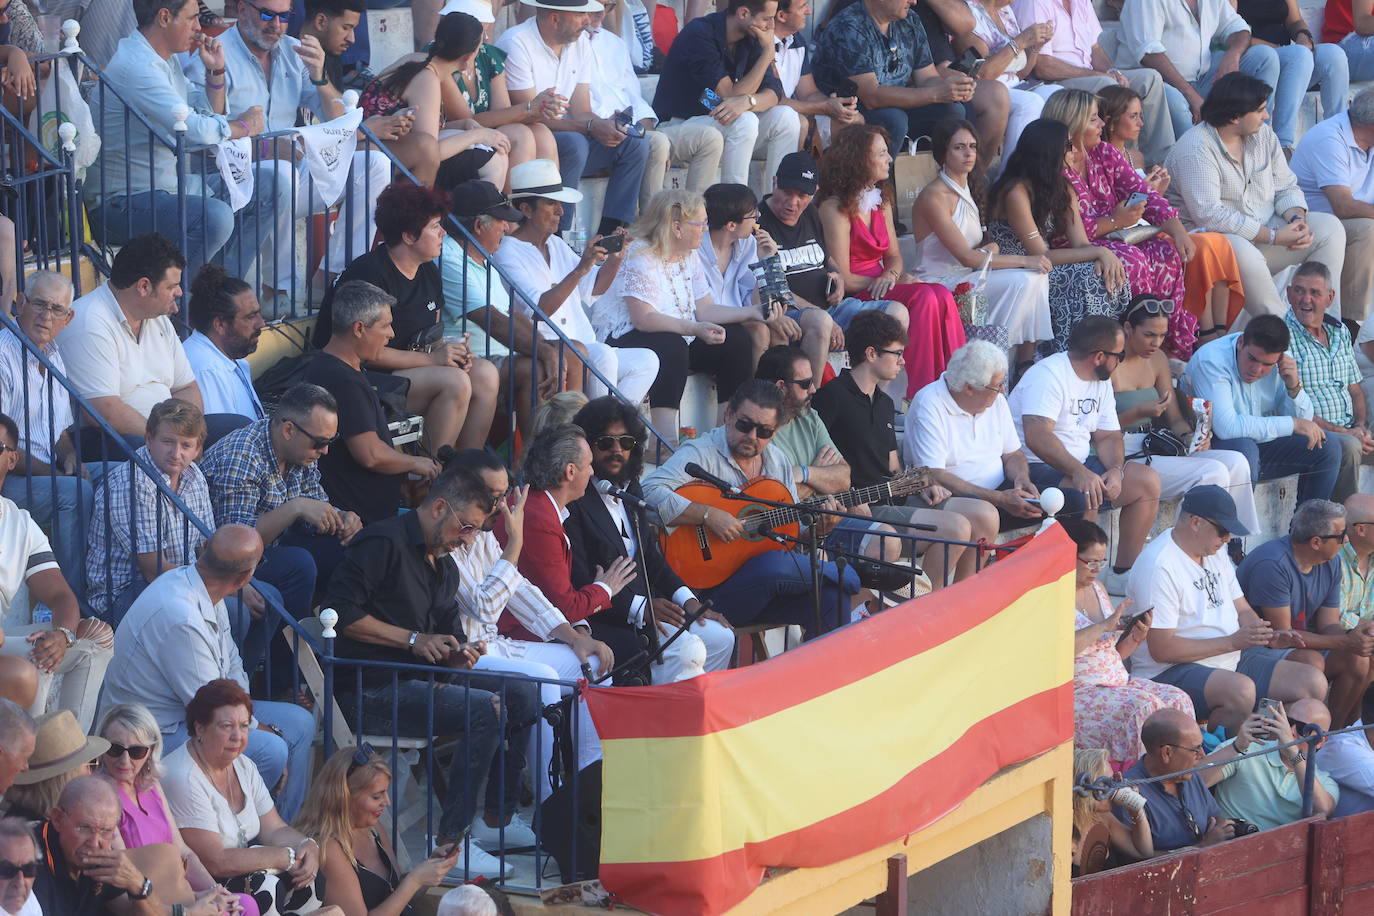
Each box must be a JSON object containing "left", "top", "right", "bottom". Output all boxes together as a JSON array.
[
  {"left": 1231, "top": 818, "right": 1260, "bottom": 837},
  {"left": 749, "top": 254, "right": 795, "bottom": 318}
]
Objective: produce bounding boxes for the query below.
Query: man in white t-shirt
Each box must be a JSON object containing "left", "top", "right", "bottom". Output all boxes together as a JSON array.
[
  {"left": 496, "top": 0, "right": 650, "bottom": 236},
  {"left": 905, "top": 340, "right": 1042, "bottom": 528},
  {"left": 1127, "top": 484, "right": 1325, "bottom": 737},
  {"left": 490, "top": 160, "right": 659, "bottom": 407},
  {"left": 1008, "top": 316, "right": 1160, "bottom": 582}
]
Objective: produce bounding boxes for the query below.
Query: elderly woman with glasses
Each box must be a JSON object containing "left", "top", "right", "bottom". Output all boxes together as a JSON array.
[
  {"left": 96, "top": 703, "right": 262, "bottom": 916},
  {"left": 1064, "top": 518, "right": 1195, "bottom": 773},
  {"left": 1113, "top": 296, "right": 1259, "bottom": 534},
  {"left": 294, "top": 746, "right": 458, "bottom": 915}
]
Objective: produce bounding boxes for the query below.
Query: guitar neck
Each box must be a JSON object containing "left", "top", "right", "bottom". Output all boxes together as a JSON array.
[{"left": 744, "top": 481, "right": 893, "bottom": 531}]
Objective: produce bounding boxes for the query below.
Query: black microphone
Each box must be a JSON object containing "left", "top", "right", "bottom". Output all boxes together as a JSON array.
[
  {"left": 684, "top": 462, "right": 741, "bottom": 495},
  {"left": 594, "top": 478, "right": 651, "bottom": 511}
]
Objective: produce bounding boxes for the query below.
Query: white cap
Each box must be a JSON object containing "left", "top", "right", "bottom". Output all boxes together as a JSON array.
[{"left": 439, "top": 0, "right": 496, "bottom": 23}]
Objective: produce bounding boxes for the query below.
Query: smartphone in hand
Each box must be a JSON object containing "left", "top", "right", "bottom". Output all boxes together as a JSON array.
[
  {"left": 700, "top": 88, "right": 723, "bottom": 111},
  {"left": 1125, "top": 190, "right": 1149, "bottom": 208},
  {"left": 598, "top": 233, "right": 626, "bottom": 254}
]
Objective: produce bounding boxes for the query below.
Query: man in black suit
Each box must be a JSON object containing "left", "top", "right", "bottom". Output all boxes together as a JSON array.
[{"left": 567, "top": 397, "right": 735, "bottom": 684}]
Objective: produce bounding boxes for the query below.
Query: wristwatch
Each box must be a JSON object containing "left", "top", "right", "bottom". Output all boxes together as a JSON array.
[
  {"left": 208, "top": 67, "right": 226, "bottom": 76},
  {"left": 130, "top": 876, "right": 153, "bottom": 900},
  {"left": 408, "top": 631, "right": 420, "bottom": 650},
  {"left": 747, "top": 94, "right": 757, "bottom": 110},
  {"left": 55, "top": 626, "right": 76, "bottom": 648}
]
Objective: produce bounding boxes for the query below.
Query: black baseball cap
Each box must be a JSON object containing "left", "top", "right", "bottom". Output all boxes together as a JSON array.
[
  {"left": 450, "top": 180, "right": 523, "bottom": 223},
  {"left": 1180, "top": 484, "right": 1250, "bottom": 537},
  {"left": 775, "top": 151, "right": 819, "bottom": 194}
]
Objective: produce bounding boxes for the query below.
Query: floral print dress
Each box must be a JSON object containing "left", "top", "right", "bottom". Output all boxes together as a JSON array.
[
  {"left": 1065, "top": 143, "right": 1194, "bottom": 355},
  {"left": 1074, "top": 581, "right": 1195, "bottom": 770}
]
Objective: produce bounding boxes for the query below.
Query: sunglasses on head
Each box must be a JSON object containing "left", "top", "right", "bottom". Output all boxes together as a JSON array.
[
  {"left": 733, "top": 417, "right": 776, "bottom": 439},
  {"left": 0, "top": 861, "right": 36, "bottom": 879},
  {"left": 1127, "top": 297, "right": 1176, "bottom": 320},
  {"left": 105, "top": 742, "right": 150, "bottom": 760},
  {"left": 592, "top": 435, "right": 638, "bottom": 452}
]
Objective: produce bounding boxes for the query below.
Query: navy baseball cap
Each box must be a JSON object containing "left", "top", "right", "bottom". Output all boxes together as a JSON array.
[{"left": 1180, "top": 484, "right": 1250, "bottom": 537}]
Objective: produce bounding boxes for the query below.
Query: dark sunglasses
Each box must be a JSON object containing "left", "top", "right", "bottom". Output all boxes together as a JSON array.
[
  {"left": 733, "top": 417, "right": 776, "bottom": 439},
  {"left": 1097, "top": 348, "right": 1127, "bottom": 361},
  {"left": 782, "top": 377, "right": 816, "bottom": 389},
  {"left": 0, "top": 443, "right": 12, "bottom": 455},
  {"left": 1315, "top": 531, "right": 1349, "bottom": 542},
  {"left": 242, "top": 0, "right": 291, "bottom": 21},
  {"left": 349, "top": 742, "right": 377, "bottom": 772},
  {"left": 592, "top": 435, "right": 638, "bottom": 452},
  {"left": 1126, "top": 297, "right": 1176, "bottom": 320},
  {"left": 105, "top": 742, "right": 151, "bottom": 760},
  {"left": 0, "top": 861, "right": 36, "bottom": 879},
  {"left": 1203, "top": 518, "right": 1230, "bottom": 539},
  {"left": 289, "top": 419, "right": 339, "bottom": 450}
]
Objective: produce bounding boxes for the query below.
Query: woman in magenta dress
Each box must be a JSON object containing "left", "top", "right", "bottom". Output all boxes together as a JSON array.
[
  {"left": 97, "top": 703, "right": 261, "bottom": 916},
  {"left": 818, "top": 124, "right": 966, "bottom": 399},
  {"left": 1043, "top": 90, "right": 1195, "bottom": 355}
]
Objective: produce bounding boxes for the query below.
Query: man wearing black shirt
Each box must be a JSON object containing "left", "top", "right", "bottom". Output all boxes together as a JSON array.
[
  {"left": 303, "top": 281, "right": 441, "bottom": 523},
  {"left": 759, "top": 151, "right": 911, "bottom": 380},
  {"left": 327, "top": 463, "right": 539, "bottom": 878},
  {"left": 811, "top": 310, "right": 995, "bottom": 588},
  {"left": 311, "top": 183, "right": 500, "bottom": 454}
]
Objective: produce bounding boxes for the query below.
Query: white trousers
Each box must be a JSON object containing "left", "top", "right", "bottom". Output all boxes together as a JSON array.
[
  {"left": 253, "top": 149, "right": 391, "bottom": 291},
  {"left": 648, "top": 616, "right": 734, "bottom": 684},
  {"left": 0, "top": 622, "right": 114, "bottom": 732},
  {"left": 1004, "top": 86, "right": 1050, "bottom": 168},
  {"left": 982, "top": 267, "right": 1052, "bottom": 346},
  {"left": 1225, "top": 211, "right": 1347, "bottom": 320},
  {"left": 1125, "top": 436, "right": 1259, "bottom": 536},
  {"left": 582, "top": 340, "right": 659, "bottom": 406},
  {"left": 476, "top": 639, "right": 603, "bottom": 802},
  {"left": 660, "top": 107, "right": 801, "bottom": 196}
]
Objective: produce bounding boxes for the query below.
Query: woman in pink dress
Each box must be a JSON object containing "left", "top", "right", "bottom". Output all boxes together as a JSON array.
[
  {"left": 1043, "top": 90, "right": 1194, "bottom": 354},
  {"left": 97, "top": 703, "right": 261, "bottom": 916},
  {"left": 1064, "top": 520, "right": 1195, "bottom": 773},
  {"left": 818, "top": 124, "right": 966, "bottom": 399}
]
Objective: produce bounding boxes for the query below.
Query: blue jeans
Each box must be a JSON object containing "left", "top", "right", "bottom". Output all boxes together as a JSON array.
[
  {"left": 2, "top": 475, "right": 92, "bottom": 596},
  {"left": 863, "top": 102, "right": 965, "bottom": 151},
  {"left": 1340, "top": 33, "right": 1374, "bottom": 82},
  {"left": 162, "top": 698, "right": 315, "bottom": 821},
  {"left": 347, "top": 673, "right": 538, "bottom": 837},
  {"left": 1210, "top": 432, "right": 1342, "bottom": 503},
  {"left": 87, "top": 190, "right": 233, "bottom": 282},
  {"left": 703, "top": 549, "right": 860, "bottom": 637},
  {"left": 1163, "top": 44, "right": 1350, "bottom": 148},
  {"left": 552, "top": 132, "right": 651, "bottom": 231}
]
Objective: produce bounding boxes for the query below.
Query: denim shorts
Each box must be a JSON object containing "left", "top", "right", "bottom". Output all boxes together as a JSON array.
[{"left": 788, "top": 297, "right": 895, "bottom": 331}]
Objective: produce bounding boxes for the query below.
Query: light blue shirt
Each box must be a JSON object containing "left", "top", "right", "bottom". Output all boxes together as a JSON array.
[
  {"left": 1290, "top": 112, "right": 1374, "bottom": 215},
  {"left": 1182, "top": 332, "right": 1314, "bottom": 443},
  {"left": 439, "top": 235, "right": 511, "bottom": 359},
  {"left": 695, "top": 234, "right": 759, "bottom": 312},
  {"left": 182, "top": 330, "right": 264, "bottom": 420},
  {"left": 85, "top": 30, "right": 230, "bottom": 207},
  {"left": 183, "top": 28, "right": 325, "bottom": 133}
]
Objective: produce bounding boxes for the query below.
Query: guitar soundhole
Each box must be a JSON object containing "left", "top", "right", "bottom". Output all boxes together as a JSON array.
[{"left": 739, "top": 506, "right": 767, "bottom": 542}]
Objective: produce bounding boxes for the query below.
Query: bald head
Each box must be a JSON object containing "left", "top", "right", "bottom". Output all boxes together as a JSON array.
[
  {"left": 55, "top": 775, "right": 119, "bottom": 818},
  {"left": 1141, "top": 708, "right": 1196, "bottom": 752},
  {"left": 1288, "top": 698, "right": 1331, "bottom": 731},
  {"left": 198, "top": 524, "right": 264, "bottom": 580},
  {"left": 1345, "top": 494, "right": 1374, "bottom": 550}
]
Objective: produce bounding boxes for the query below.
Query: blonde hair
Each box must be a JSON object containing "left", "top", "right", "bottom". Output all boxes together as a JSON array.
[
  {"left": 1043, "top": 88, "right": 1100, "bottom": 143},
  {"left": 293, "top": 746, "right": 392, "bottom": 867},
  {"left": 1072, "top": 748, "right": 1111, "bottom": 838},
  {"left": 630, "top": 189, "right": 706, "bottom": 260},
  {"left": 532, "top": 391, "right": 588, "bottom": 440},
  {"left": 96, "top": 703, "right": 163, "bottom": 793},
  {"left": 4, "top": 767, "right": 86, "bottom": 820}
]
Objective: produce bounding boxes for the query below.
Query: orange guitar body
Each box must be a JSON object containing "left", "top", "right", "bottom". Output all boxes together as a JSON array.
[{"left": 659, "top": 477, "right": 800, "bottom": 589}]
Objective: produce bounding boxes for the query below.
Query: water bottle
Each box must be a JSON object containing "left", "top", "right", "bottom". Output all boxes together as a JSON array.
[
  {"left": 32, "top": 606, "right": 52, "bottom": 624},
  {"left": 566, "top": 228, "right": 587, "bottom": 253}
]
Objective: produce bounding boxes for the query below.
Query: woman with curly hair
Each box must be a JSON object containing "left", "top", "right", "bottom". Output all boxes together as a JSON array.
[
  {"left": 818, "top": 124, "right": 965, "bottom": 398},
  {"left": 984, "top": 118, "right": 1130, "bottom": 363},
  {"left": 1098, "top": 85, "right": 1244, "bottom": 351}
]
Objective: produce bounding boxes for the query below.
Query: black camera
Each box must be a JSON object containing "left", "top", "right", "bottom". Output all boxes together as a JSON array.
[
  {"left": 1231, "top": 818, "right": 1260, "bottom": 837},
  {"left": 748, "top": 254, "right": 795, "bottom": 317}
]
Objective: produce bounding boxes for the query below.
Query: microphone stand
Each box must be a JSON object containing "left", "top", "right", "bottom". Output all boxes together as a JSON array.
[
  {"left": 593, "top": 600, "right": 714, "bottom": 685},
  {"left": 622, "top": 492, "right": 664, "bottom": 681}
]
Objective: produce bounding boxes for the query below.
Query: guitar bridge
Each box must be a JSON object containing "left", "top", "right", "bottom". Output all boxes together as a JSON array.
[{"left": 696, "top": 525, "right": 712, "bottom": 561}]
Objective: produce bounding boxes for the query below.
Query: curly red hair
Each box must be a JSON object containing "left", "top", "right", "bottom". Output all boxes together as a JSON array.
[{"left": 818, "top": 124, "right": 894, "bottom": 218}]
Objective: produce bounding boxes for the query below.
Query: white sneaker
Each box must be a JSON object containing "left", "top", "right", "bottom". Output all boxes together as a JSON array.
[
  {"left": 447, "top": 838, "right": 514, "bottom": 880},
  {"left": 469, "top": 812, "right": 537, "bottom": 851}
]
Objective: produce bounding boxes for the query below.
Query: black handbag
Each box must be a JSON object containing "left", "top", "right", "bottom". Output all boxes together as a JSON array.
[{"left": 1127, "top": 428, "right": 1189, "bottom": 463}]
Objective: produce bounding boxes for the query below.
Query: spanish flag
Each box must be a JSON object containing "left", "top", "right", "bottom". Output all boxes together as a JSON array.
[{"left": 585, "top": 526, "right": 1075, "bottom": 915}]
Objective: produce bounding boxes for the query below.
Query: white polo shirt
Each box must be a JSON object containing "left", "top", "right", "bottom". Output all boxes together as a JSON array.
[
  {"left": 1008, "top": 351, "right": 1119, "bottom": 465},
  {"left": 905, "top": 373, "right": 1020, "bottom": 490},
  {"left": 0, "top": 496, "right": 59, "bottom": 618},
  {"left": 496, "top": 17, "right": 593, "bottom": 99},
  {"left": 1290, "top": 112, "right": 1374, "bottom": 216},
  {"left": 491, "top": 235, "right": 599, "bottom": 344},
  {"left": 61, "top": 283, "right": 196, "bottom": 418}
]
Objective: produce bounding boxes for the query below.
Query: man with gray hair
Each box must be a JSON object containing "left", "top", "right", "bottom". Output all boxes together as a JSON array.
[
  {"left": 0, "top": 701, "right": 36, "bottom": 797},
  {"left": 1281, "top": 261, "right": 1374, "bottom": 502},
  {"left": 302, "top": 281, "right": 440, "bottom": 524},
  {"left": 1238, "top": 499, "right": 1374, "bottom": 728},
  {"left": 1291, "top": 89, "right": 1374, "bottom": 321},
  {"left": 0, "top": 272, "right": 90, "bottom": 583},
  {"left": 904, "top": 340, "right": 1042, "bottom": 528}
]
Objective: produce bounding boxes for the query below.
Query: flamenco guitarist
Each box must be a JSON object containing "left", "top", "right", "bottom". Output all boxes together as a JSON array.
[
  {"left": 642, "top": 380, "right": 862, "bottom": 636},
  {"left": 565, "top": 397, "right": 735, "bottom": 685}
]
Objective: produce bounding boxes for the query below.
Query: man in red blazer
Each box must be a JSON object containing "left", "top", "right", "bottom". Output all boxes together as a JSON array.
[{"left": 494, "top": 424, "right": 636, "bottom": 663}]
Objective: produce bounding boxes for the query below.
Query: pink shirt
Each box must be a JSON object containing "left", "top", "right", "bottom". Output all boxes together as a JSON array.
[{"left": 1011, "top": 0, "right": 1101, "bottom": 71}]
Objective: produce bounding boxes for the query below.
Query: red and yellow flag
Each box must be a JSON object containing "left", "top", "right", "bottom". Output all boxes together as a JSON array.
[{"left": 585, "top": 527, "right": 1075, "bottom": 915}]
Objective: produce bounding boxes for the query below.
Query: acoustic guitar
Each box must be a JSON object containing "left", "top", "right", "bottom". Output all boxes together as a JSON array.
[{"left": 659, "top": 468, "right": 932, "bottom": 589}]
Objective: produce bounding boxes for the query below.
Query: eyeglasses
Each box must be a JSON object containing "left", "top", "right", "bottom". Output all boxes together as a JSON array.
[
  {"left": 733, "top": 417, "right": 776, "bottom": 439},
  {"left": 241, "top": 0, "right": 291, "bottom": 22},
  {"left": 783, "top": 377, "right": 816, "bottom": 390},
  {"left": 24, "top": 298, "right": 70, "bottom": 318},
  {"left": 1077, "top": 557, "right": 1107, "bottom": 570},
  {"left": 1096, "top": 348, "right": 1127, "bottom": 361},
  {"left": 287, "top": 418, "right": 339, "bottom": 450},
  {"left": 68, "top": 823, "right": 118, "bottom": 841},
  {"left": 875, "top": 347, "right": 905, "bottom": 360},
  {"left": 1316, "top": 531, "right": 1349, "bottom": 542},
  {"left": 592, "top": 435, "right": 638, "bottom": 452},
  {"left": 105, "top": 742, "right": 150, "bottom": 760},
  {"left": 981, "top": 381, "right": 1006, "bottom": 394},
  {"left": 0, "top": 861, "right": 36, "bottom": 879},
  {"left": 0, "top": 443, "right": 12, "bottom": 455},
  {"left": 349, "top": 742, "right": 377, "bottom": 773},
  {"left": 1202, "top": 517, "right": 1231, "bottom": 539},
  {"left": 1163, "top": 742, "right": 1206, "bottom": 758},
  {"left": 1126, "top": 297, "right": 1175, "bottom": 320}
]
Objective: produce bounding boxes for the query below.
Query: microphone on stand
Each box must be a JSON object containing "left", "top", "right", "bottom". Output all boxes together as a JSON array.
[
  {"left": 594, "top": 478, "right": 652, "bottom": 512},
  {"left": 684, "top": 462, "right": 741, "bottom": 495}
]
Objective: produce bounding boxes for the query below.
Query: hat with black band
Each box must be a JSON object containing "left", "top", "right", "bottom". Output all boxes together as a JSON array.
[
  {"left": 508, "top": 158, "right": 584, "bottom": 204},
  {"left": 520, "top": 0, "right": 604, "bottom": 12}
]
